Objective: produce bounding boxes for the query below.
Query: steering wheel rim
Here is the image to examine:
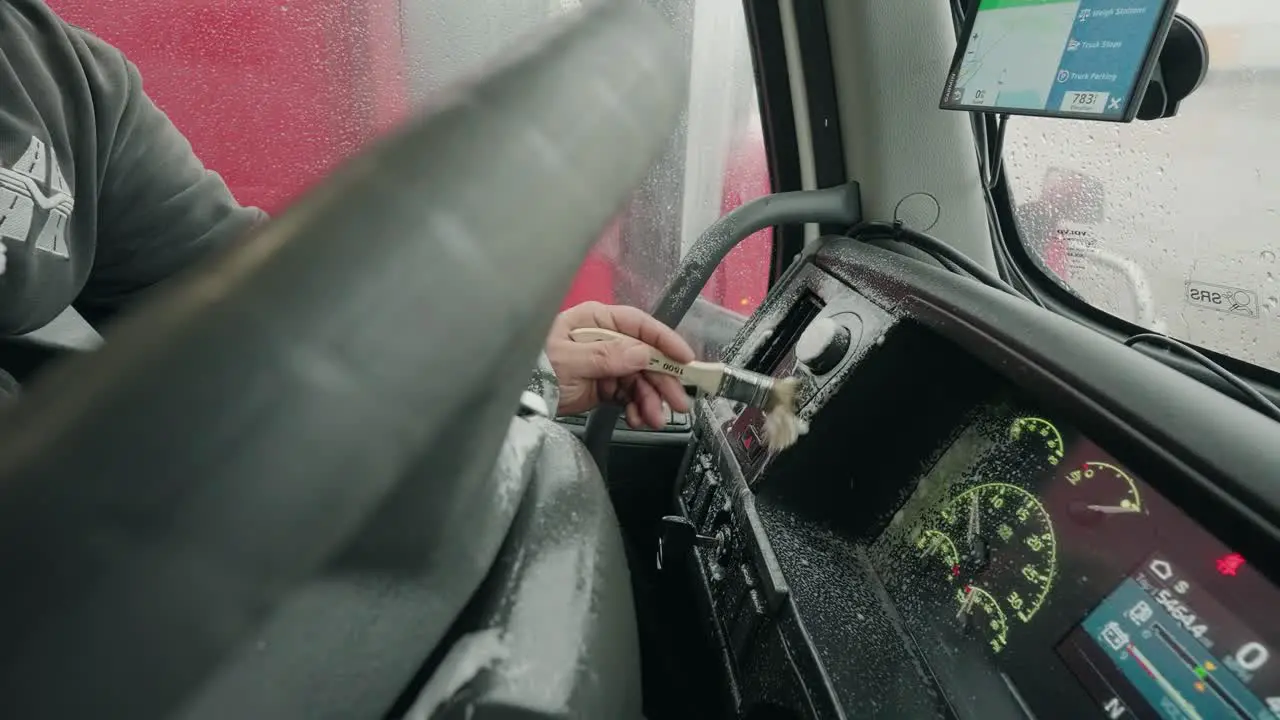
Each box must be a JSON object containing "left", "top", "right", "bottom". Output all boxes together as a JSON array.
[{"left": 0, "top": 5, "right": 685, "bottom": 718}]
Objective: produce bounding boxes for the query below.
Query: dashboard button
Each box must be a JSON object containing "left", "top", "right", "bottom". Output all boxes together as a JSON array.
[{"left": 795, "top": 316, "right": 851, "bottom": 374}]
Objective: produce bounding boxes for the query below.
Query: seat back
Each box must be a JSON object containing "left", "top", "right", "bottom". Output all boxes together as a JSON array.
[
  {"left": 0, "top": 5, "right": 684, "bottom": 718},
  {"left": 406, "top": 418, "right": 643, "bottom": 720}
]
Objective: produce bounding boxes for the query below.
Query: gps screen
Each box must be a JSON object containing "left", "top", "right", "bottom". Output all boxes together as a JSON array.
[{"left": 941, "top": 0, "right": 1177, "bottom": 122}]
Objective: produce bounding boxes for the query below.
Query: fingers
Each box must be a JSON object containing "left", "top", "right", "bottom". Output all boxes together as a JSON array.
[
  {"left": 648, "top": 372, "right": 690, "bottom": 413},
  {"left": 602, "top": 375, "right": 670, "bottom": 430},
  {"left": 625, "top": 402, "right": 644, "bottom": 430},
  {"left": 548, "top": 302, "right": 696, "bottom": 424},
  {"left": 552, "top": 335, "right": 652, "bottom": 381},
  {"left": 559, "top": 301, "right": 695, "bottom": 364},
  {"left": 631, "top": 374, "right": 666, "bottom": 428},
  {"left": 620, "top": 375, "right": 669, "bottom": 429}
]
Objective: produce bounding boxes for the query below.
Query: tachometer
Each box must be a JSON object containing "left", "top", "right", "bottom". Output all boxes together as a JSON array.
[
  {"left": 1063, "top": 461, "right": 1144, "bottom": 524},
  {"left": 934, "top": 482, "right": 1058, "bottom": 627}
]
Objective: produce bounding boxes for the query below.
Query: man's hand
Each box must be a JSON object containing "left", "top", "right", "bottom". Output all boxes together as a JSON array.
[{"left": 547, "top": 302, "right": 694, "bottom": 429}]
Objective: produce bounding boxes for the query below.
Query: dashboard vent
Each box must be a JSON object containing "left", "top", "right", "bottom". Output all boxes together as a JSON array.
[{"left": 748, "top": 290, "right": 824, "bottom": 376}]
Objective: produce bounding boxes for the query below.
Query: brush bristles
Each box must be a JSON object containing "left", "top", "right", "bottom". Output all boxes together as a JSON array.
[
  {"left": 763, "top": 376, "right": 798, "bottom": 414},
  {"left": 716, "top": 366, "right": 778, "bottom": 409},
  {"left": 762, "top": 377, "right": 805, "bottom": 451},
  {"left": 714, "top": 369, "right": 806, "bottom": 452},
  {"left": 762, "top": 403, "right": 807, "bottom": 451}
]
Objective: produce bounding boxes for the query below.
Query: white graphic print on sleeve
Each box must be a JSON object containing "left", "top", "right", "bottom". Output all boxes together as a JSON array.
[{"left": 0, "top": 136, "right": 74, "bottom": 260}]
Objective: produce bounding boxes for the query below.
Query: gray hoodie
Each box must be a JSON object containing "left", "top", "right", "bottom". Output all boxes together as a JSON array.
[{"left": 0, "top": 0, "right": 265, "bottom": 337}]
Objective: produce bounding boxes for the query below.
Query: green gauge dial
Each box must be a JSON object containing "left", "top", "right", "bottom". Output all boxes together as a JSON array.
[
  {"left": 916, "top": 528, "right": 961, "bottom": 575},
  {"left": 1064, "top": 461, "right": 1144, "bottom": 521},
  {"left": 1009, "top": 417, "right": 1065, "bottom": 466},
  {"left": 955, "top": 584, "right": 1010, "bottom": 653},
  {"left": 935, "top": 482, "right": 1058, "bottom": 630}
]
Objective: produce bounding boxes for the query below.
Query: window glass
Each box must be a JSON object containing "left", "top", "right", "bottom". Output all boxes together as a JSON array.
[
  {"left": 50, "top": 0, "right": 771, "bottom": 359},
  {"left": 1005, "top": 0, "right": 1280, "bottom": 373}
]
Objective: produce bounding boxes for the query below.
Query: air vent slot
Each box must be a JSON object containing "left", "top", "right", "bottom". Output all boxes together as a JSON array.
[{"left": 747, "top": 291, "right": 824, "bottom": 375}]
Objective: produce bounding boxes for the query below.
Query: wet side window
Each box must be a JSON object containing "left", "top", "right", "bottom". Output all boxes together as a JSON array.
[
  {"left": 51, "top": 0, "right": 771, "bottom": 358},
  {"left": 1004, "top": 0, "right": 1280, "bottom": 373}
]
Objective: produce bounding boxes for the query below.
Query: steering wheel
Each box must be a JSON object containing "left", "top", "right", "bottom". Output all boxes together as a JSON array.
[{"left": 0, "top": 5, "right": 684, "bottom": 718}]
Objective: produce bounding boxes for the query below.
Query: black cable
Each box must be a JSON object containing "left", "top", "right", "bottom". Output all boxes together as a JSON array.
[
  {"left": 971, "top": 112, "right": 1024, "bottom": 295},
  {"left": 868, "top": 236, "right": 965, "bottom": 276},
  {"left": 948, "top": 0, "right": 1050, "bottom": 310},
  {"left": 986, "top": 113, "right": 1009, "bottom": 190},
  {"left": 935, "top": 253, "right": 968, "bottom": 276},
  {"left": 958, "top": 73, "right": 1045, "bottom": 306},
  {"left": 982, "top": 172, "right": 1048, "bottom": 308},
  {"left": 1124, "top": 333, "right": 1280, "bottom": 422},
  {"left": 850, "top": 220, "right": 1028, "bottom": 301},
  {"left": 975, "top": 111, "right": 1050, "bottom": 309}
]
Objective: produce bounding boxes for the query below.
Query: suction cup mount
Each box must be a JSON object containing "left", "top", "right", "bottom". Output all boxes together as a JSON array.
[{"left": 1137, "top": 13, "right": 1209, "bottom": 121}]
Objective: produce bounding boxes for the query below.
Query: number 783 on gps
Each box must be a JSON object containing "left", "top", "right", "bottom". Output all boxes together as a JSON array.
[{"left": 1060, "top": 90, "right": 1110, "bottom": 114}]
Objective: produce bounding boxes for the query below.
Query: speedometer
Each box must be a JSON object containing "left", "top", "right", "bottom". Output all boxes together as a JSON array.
[{"left": 934, "top": 482, "right": 1058, "bottom": 627}]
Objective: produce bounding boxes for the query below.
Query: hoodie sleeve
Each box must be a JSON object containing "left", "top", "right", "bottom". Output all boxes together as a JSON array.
[{"left": 70, "top": 29, "right": 267, "bottom": 324}]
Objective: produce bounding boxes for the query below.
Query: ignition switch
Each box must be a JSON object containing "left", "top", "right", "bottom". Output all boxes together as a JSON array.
[{"left": 795, "top": 316, "right": 851, "bottom": 375}]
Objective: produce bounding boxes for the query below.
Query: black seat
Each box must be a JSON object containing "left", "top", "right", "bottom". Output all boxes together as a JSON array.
[
  {"left": 180, "top": 417, "right": 642, "bottom": 720},
  {"left": 406, "top": 418, "right": 644, "bottom": 720},
  {"left": 0, "top": 4, "right": 685, "bottom": 718}
]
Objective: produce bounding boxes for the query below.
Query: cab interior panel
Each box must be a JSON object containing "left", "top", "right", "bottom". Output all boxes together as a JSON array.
[{"left": 0, "top": 1, "right": 1276, "bottom": 719}]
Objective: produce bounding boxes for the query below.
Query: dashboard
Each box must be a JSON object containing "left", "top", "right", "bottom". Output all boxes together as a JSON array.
[{"left": 670, "top": 237, "right": 1280, "bottom": 719}]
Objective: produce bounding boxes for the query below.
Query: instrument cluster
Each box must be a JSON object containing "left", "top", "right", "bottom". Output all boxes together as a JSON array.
[{"left": 872, "top": 402, "right": 1280, "bottom": 719}]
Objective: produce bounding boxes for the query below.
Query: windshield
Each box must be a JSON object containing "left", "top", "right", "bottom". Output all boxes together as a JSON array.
[
  {"left": 1005, "top": 0, "right": 1280, "bottom": 374},
  {"left": 49, "top": 0, "right": 770, "bottom": 359}
]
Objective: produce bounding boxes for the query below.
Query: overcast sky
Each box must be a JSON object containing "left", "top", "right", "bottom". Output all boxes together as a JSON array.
[{"left": 1178, "top": 0, "right": 1280, "bottom": 25}]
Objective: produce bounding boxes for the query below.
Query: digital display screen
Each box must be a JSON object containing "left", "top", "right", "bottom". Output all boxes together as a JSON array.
[
  {"left": 941, "top": 0, "right": 1177, "bottom": 121},
  {"left": 1061, "top": 555, "right": 1280, "bottom": 719}
]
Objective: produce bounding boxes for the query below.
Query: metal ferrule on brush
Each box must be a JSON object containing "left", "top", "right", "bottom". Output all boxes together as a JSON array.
[{"left": 715, "top": 366, "right": 774, "bottom": 409}]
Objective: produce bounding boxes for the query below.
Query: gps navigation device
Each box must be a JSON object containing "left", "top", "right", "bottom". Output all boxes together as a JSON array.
[{"left": 941, "top": 0, "right": 1180, "bottom": 122}]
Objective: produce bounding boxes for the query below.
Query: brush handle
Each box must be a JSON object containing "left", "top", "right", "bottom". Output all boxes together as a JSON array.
[{"left": 568, "top": 327, "right": 724, "bottom": 392}]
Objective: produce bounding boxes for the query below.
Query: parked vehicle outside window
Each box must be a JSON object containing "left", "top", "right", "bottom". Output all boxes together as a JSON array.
[
  {"left": 1005, "top": 0, "right": 1280, "bottom": 373},
  {"left": 50, "top": 0, "right": 772, "bottom": 359}
]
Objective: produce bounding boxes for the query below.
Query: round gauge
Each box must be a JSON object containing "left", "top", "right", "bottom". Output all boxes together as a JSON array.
[
  {"left": 916, "top": 528, "right": 961, "bottom": 579},
  {"left": 1009, "top": 417, "right": 1065, "bottom": 466},
  {"left": 955, "top": 584, "right": 1009, "bottom": 653},
  {"left": 1063, "top": 461, "right": 1145, "bottom": 524},
  {"left": 915, "top": 528, "right": 1010, "bottom": 652},
  {"left": 934, "top": 482, "right": 1057, "bottom": 627}
]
